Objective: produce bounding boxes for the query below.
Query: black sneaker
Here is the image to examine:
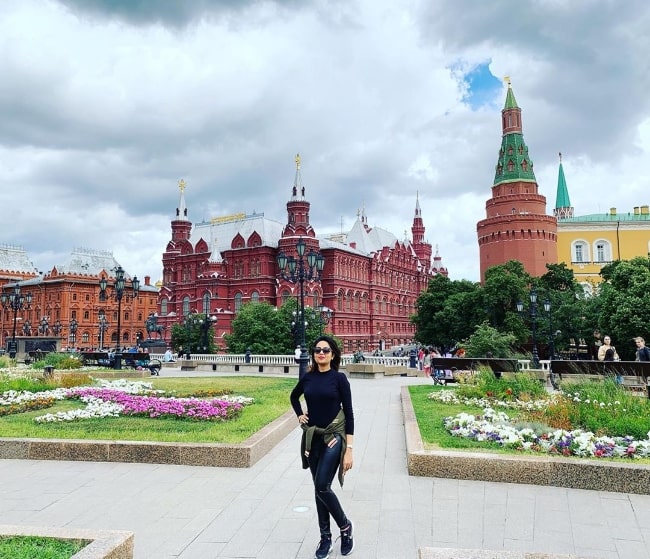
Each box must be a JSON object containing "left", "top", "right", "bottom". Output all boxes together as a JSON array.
[
  {"left": 340, "top": 521, "right": 354, "bottom": 556},
  {"left": 315, "top": 536, "right": 332, "bottom": 559}
]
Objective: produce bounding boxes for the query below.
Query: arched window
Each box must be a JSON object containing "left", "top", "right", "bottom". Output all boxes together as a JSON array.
[
  {"left": 183, "top": 296, "right": 190, "bottom": 317},
  {"left": 234, "top": 293, "right": 243, "bottom": 312},
  {"left": 161, "top": 299, "right": 168, "bottom": 316},
  {"left": 203, "top": 293, "right": 210, "bottom": 315},
  {"left": 251, "top": 291, "right": 259, "bottom": 303},
  {"left": 593, "top": 240, "right": 612, "bottom": 263},
  {"left": 573, "top": 241, "right": 587, "bottom": 263},
  {"left": 281, "top": 290, "right": 291, "bottom": 304}
]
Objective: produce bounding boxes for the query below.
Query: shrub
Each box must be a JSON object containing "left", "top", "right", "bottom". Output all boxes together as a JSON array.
[
  {"left": 55, "top": 372, "right": 93, "bottom": 388},
  {"left": 456, "top": 368, "right": 546, "bottom": 401},
  {"left": 463, "top": 322, "right": 517, "bottom": 358},
  {"left": 31, "top": 353, "right": 83, "bottom": 370}
]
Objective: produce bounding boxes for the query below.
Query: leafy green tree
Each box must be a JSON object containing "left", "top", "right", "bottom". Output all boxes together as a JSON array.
[
  {"left": 596, "top": 257, "right": 650, "bottom": 360},
  {"left": 462, "top": 322, "right": 517, "bottom": 358},
  {"left": 481, "top": 260, "right": 532, "bottom": 343},
  {"left": 537, "top": 263, "right": 590, "bottom": 357},
  {"left": 224, "top": 302, "right": 288, "bottom": 354},
  {"left": 170, "top": 313, "right": 218, "bottom": 354},
  {"left": 412, "top": 274, "right": 480, "bottom": 349},
  {"left": 276, "top": 298, "right": 331, "bottom": 349}
]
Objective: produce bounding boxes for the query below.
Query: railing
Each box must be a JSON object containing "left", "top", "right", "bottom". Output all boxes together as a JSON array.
[
  {"left": 341, "top": 355, "right": 410, "bottom": 366},
  {"left": 152, "top": 353, "right": 410, "bottom": 367}
]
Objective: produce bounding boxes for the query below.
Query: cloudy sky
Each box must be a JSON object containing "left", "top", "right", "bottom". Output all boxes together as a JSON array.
[{"left": 2, "top": 0, "right": 649, "bottom": 283}]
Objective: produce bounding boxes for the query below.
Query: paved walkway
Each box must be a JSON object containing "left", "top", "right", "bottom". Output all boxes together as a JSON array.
[{"left": 1, "top": 371, "right": 650, "bottom": 558}]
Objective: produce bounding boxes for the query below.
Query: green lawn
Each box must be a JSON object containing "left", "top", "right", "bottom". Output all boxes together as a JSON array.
[
  {"left": 0, "top": 536, "right": 88, "bottom": 559},
  {"left": 408, "top": 383, "right": 650, "bottom": 463},
  {"left": 0, "top": 376, "right": 296, "bottom": 444},
  {"left": 408, "top": 384, "right": 509, "bottom": 452}
]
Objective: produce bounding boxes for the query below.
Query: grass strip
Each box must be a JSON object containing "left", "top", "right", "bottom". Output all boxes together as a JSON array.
[{"left": 0, "top": 535, "right": 88, "bottom": 559}]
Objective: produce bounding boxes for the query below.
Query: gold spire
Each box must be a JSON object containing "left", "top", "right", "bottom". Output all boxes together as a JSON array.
[
  {"left": 504, "top": 76, "right": 511, "bottom": 86},
  {"left": 178, "top": 179, "right": 186, "bottom": 193},
  {"left": 295, "top": 153, "right": 301, "bottom": 171}
]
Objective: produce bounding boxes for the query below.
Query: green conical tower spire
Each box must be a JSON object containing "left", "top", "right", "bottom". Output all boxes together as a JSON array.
[
  {"left": 493, "top": 79, "right": 536, "bottom": 185},
  {"left": 553, "top": 152, "right": 574, "bottom": 219},
  {"left": 503, "top": 76, "right": 518, "bottom": 109}
]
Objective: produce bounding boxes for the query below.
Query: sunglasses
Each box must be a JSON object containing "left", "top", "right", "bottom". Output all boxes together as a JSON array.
[{"left": 313, "top": 347, "right": 332, "bottom": 354}]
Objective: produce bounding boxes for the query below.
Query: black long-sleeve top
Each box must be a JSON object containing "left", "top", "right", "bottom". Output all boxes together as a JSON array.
[{"left": 290, "top": 368, "right": 354, "bottom": 435}]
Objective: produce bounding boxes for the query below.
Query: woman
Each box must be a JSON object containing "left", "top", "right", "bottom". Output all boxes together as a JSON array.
[
  {"left": 290, "top": 335, "right": 355, "bottom": 558},
  {"left": 597, "top": 335, "right": 619, "bottom": 362},
  {"left": 598, "top": 335, "right": 621, "bottom": 384}
]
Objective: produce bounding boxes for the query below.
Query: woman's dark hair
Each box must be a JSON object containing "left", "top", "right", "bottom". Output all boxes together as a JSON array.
[
  {"left": 309, "top": 335, "right": 341, "bottom": 372},
  {"left": 604, "top": 347, "right": 616, "bottom": 361}
]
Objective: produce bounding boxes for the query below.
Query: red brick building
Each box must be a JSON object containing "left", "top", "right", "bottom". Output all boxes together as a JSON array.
[
  {"left": 0, "top": 246, "right": 158, "bottom": 350},
  {"left": 157, "top": 160, "right": 447, "bottom": 353},
  {"left": 477, "top": 80, "right": 557, "bottom": 280}
]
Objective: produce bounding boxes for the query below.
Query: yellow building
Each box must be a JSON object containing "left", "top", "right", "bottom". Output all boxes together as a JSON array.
[{"left": 554, "top": 154, "right": 650, "bottom": 289}]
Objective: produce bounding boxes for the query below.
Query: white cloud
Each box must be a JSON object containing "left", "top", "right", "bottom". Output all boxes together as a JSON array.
[{"left": 0, "top": 0, "right": 649, "bottom": 284}]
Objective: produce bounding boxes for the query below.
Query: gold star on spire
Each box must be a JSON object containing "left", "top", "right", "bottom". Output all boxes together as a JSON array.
[{"left": 178, "top": 179, "right": 186, "bottom": 193}]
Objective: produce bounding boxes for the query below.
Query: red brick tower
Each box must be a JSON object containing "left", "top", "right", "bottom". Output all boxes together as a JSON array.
[
  {"left": 477, "top": 79, "right": 557, "bottom": 281},
  {"left": 411, "top": 191, "right": 432, "bottom": 272}
]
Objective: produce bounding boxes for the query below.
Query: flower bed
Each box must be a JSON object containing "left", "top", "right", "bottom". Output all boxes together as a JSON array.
[
  {"left": 0, "top": 379, "right": 253, "bottom": 423},
  {"left": 430, "top": 389, "right": 650, "bottom": 459}
]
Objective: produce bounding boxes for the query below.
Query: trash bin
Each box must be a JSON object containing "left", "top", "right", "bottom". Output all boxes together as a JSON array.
[
  {"left": 408, "top": 348, "right": 417, "bottom": 368},
  {"left": 44, "top": 365, "right": 54, "bottom": 377}
]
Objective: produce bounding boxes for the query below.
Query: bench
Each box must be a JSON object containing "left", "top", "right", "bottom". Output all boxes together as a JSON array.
[
  {"left": 431, "top": 357, "right": 519, "bottom": 382},
  {"left": 549, "top": 360, "right": 650, "bottom": 393},
  {"left": 81, "top": 352, "right": 162, "bottom": 375}
]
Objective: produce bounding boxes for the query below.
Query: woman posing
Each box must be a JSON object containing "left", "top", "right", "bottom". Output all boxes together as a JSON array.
[{"left": 290, "top": 336, "right": 355, "bottom": 558}]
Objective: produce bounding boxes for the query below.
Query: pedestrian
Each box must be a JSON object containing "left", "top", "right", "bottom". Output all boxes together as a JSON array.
[
  {"left": 598, "top": 335, "right": 621, "bottom": 384},
  {"left": 294, "top": 346, "right": 302, "bottom": 363},
  {"left": 422, "top": 348, "right": 431, "bottom": 377},
  {"left": 290, "top": 335, "right": 355, "bottom": 558},
  {"left": 634, "top": 337, "right": 650, "bottom": 361},
  {"left": 597, "top": 335, "right": 619, "bottom": 361}
]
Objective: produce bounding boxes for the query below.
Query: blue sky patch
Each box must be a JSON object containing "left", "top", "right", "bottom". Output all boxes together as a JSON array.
[{"left": 462, "top": 62, "right": 502, "bottom": 110}]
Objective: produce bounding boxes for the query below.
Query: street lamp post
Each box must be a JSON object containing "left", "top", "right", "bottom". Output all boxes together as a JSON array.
[
  {"left": 39, "top": 316, "right": 49, "bottom": 336},
  {"left": 517, "top": 288, "right": 540, "bottom": 368},
  {"left": 543, "top": 299, "right": 555, "bottom": 360},
  {"left": 199, "top": 314, "right": 217, "bottom": 353},
  {"left": 69, "top": 318, "right": 78, "bottom": 348},
  {"left": 1, "top": 286, "right": 32, "bottom": 358},
  {"left": 316, "top": 305, "right": 332, "bottom": 335},
  {"left": 98, "top": 310, "right": 108, "bottom": 350},
  {"left": 99, "top": 266, "right": 140, "bottom": 369},
  {"left": 277, "top": 238, "right": 325, "bottom": 379},
  {"left": 291, "top": 309, "right": 306, "bottom": 347}
]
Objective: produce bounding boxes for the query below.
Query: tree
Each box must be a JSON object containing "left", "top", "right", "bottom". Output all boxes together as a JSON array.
[
  {"left": 596, "top": 257, "right": 650, "bottom": 360},
  {"left": 481, "top": 260, "right": 532, "bottom": 343},
  {"left": 224, "top": 302, "right": 288, "bottom": 355},
  {"left": 412, "top": 274, "right": 480, "bottom": 348},
  {"left": 462, "top": 322, "right": 517, "bottom": 358},
  {"left": 537, "top": 262, "right": 590, "bottom": 356},
  {"left": 169, "top": 313, "right": 218, "bottom": 354}
]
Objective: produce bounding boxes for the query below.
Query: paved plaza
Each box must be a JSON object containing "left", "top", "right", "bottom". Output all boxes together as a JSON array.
[{"left": 1, "top": 371, "right": 650, "bottom": 558}]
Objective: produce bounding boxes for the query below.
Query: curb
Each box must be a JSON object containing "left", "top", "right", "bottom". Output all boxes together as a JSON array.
[
  {"left": 401, "top": 386, "right": 650, "bottom": 495},
  {"left": 0, "top": 409, "right": 296, "bottom": 468}
]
